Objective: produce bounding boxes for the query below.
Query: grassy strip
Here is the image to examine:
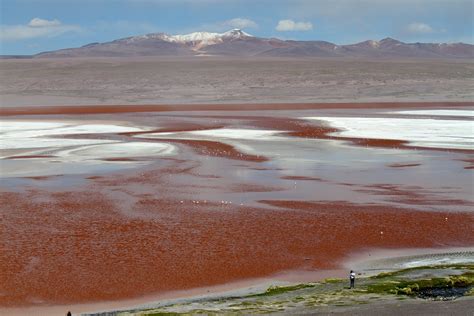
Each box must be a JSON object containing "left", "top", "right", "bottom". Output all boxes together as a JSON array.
[
  {"left": 367, "top": 272, "right": 474, "bottom": 296},
  {"left": 120, "top": 265, "right": 474, "bottom": 315},
  {"left": 248, "top": 283, "right": 316, "bottom": 297}
]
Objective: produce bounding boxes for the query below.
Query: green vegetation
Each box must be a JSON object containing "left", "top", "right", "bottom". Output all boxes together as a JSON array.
[
  {"left": 249, "top": 283, "right": 316, "bottom": 297},
  {"left": 140, "top": 312, "right": 181, "bottom": 316},
  {"left": 367, "top": 271, "right": 474, "bottom": 296},
  {"left": 323, "top": 278, "right": 344, "bottom": 284},
  {"left": 119, "top": 264, "right": 474, "bottom": 315}
]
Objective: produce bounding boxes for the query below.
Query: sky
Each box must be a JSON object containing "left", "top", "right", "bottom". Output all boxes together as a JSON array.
[{"left": 0, "top": 0, "right": 472, "bottom": 55}]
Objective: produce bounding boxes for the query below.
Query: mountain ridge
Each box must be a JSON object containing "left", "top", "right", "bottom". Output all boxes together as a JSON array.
[{"left": 29, "top": 29, "right": 474, "bottom": 59}]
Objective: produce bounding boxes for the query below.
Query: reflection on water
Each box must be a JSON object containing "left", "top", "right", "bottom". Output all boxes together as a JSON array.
[
  {"left": 1, "top": 108, "right": 473, "bottom": 212},
  {"left": 170, "top": 135, "right": 472, "bottom": 211}
]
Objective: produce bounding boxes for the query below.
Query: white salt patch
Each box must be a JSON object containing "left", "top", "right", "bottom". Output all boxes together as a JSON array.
[
  {"left": 36, "top": 123, "right": 144, "bottom": 135},
  {"left": 0, "top": 120, "right": 181, "bottom": 177},
  {"left": 401, "top": 256, "right": 474, "bottom": 268},
  {"left": 136, "top": 128, "right": 284, "bottom": 157},
  {"left": 0, "top": 121, "right": 68, "bottom": 132},
  {"left": 305, "top": 117, "right": 473, "bottom": 150},
  {"left": 0, "top": 121, "right": 175, "bottom": 168},
  {"left": 391, "top": 109, "right": 474, "bottom": 117},
  {"left": 141, "top": 128, "right": 283, "bottom": 140},
  {"left": 0, "top": 121, "right": 148, "bottom": 152},
  {"left": 190, "top": 128, "right": 282, "bottom": 140},
  {"left": 0, "top": 138, "right": 117, "bottom": 151},
  {"left": 1, "top": 122, "right": 144, "bottom": 139},
  {"left": 68, "top": 142, "right": 176, "bottom": 159},
  {"left": 0, "top": 121, "right": 145, "bottom": 156}
]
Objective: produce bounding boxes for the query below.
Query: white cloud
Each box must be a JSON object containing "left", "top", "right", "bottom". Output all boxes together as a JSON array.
[
  {"left": 0, "top": 18, "right": 81, "bottom": 41},
  {"left": 276, "top": 19, "right": 313, "bottom": 31},
  {"left": 406, "top": 22, "right": 434, "bottom": 34},
  {"left": 223, "top": 18, "right": 258, "bottom": 29},
  {"left": 28, "top": 18, "right": 61, "bottom": 28}
]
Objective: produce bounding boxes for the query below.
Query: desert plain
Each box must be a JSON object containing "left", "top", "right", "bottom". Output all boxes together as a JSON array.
[{"left": 0, "top": 57, "right": 473, "bottom": 315}]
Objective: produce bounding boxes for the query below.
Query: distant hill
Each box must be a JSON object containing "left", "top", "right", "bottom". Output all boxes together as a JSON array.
[
  {"left": 0, "top": 55, "right": 33, "bottom": 59},
  {"left": 27, "top": 29, "right": 474, "bottom": 59}
]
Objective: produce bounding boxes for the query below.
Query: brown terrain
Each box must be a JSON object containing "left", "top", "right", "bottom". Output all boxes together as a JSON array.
[{"left": 1, "top": 58, "right": 473, "bottom": 107}]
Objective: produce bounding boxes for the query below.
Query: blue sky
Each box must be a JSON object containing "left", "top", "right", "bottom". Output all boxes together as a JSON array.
[{"left": 1, "top": 0, "right": 472, "bottom": 55}]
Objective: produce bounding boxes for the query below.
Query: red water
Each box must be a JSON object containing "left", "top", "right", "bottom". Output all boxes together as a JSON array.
[{"left": 1, "top": 102, "right": 473, "bottom": 308}]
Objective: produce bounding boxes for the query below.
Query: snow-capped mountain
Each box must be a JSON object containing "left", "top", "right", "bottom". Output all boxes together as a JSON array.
[
  {"left": 34, "top": 29, "right": 474, "bottom": 58},
  {"left": 165, "top": 29, "right": 252, "bottom": 44},
  {"left": 123, "top": 29, "right": 253, "bottom": 50}
]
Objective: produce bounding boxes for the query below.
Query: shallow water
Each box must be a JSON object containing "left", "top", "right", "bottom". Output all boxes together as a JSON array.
[{"left": 1, "top": 104, "right": 473, "bottom": 308}]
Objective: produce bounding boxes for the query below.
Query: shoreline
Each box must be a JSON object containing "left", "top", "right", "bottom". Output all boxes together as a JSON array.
[
  {"left": 2, "top": 247, "right": 473, "bottom": 316},
  {"left": 1, "top": 101, "right": 473, "bottom": 116}
]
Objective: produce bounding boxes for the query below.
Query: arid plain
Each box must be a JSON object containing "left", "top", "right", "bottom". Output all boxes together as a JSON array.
[
  {"left": 0, "top": 58, "right": 473, "bottom": 315},
  {"left": 1, "top": 58, "right": 473, "bottom": 106}
]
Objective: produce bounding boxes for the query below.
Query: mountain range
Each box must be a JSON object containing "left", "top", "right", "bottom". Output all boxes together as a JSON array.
[{"left": 32, "top": 29, "right": 474, "bottom": 59}]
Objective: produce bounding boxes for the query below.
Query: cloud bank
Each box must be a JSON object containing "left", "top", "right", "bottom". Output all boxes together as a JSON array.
[
  {"left": 1, "top": 18, "right": 81, "bottom": 41},
  {"left": 223, "top": 18, "right": 258, "bottom": 29},
  {"left": 276, "top": 19, "right": 313, "bottom": 31},
  {"left": 28, "top": 18, "right": 62, "bottom": 28},
  {"left": 405, "top": 22, "right": 434, "bottom": 34}
]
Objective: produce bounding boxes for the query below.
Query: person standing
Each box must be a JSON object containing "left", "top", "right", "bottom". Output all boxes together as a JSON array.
[{"left": 349, "top": 270, "right": 356, "bottom": 288}]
